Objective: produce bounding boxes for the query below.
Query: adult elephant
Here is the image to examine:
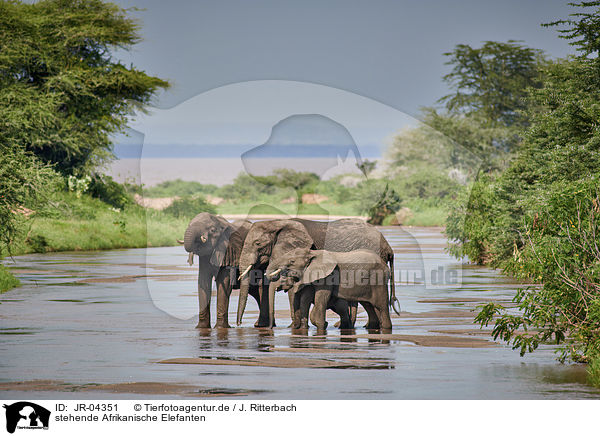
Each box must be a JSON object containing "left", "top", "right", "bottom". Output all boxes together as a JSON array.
[
  {"left": 236, "top": 218, "right": 399, "bottom": 327},
  {"left": 183, "top": 213, "right": 268, "bottom": 328}
]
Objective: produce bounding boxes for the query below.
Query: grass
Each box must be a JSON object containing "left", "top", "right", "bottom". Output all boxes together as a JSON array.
[
  {"left": 588, "top": 354, "right": 600, "bottom": 388},
  {"left": 2, "top": 192, "right": 189, "bottom": 257},
  {"left": 0, "top": 264, "right": 20, "bottom": 293},
  {"left": 403, "top": 200, "right": 449, "bottom": 227}
]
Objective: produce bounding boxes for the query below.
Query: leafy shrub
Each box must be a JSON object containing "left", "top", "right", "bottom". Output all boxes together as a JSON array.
[
  {"left": 163, "top": 195, "right": 216, "bottom": 219},
  {"left": 87, "top": 173, "right": 133, "bottom": 209},
  {"left": 218, "top": 173, "right": 279, "bottom": 201},
  {"left": 143, "top": 179, "right": 219, "bottom": 198},
  {"left": 354, "top": 180, "right": 402, "bottom": 225},
  {"left": 396, "top": 170, "right": 461, "bottom": 202},
  {"left": 67, "top": 175, "right": 91, "bottom": 197},
  {"left": 0, "top": 264, "right": 20, "bottom": 293},
  {"left": 0, "top": 147, "right": 58, "bottom": 254}
]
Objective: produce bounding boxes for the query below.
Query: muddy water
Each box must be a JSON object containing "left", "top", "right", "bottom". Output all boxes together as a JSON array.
[{"left": 1, "top": 227, "right": 599, "bottom": 399}]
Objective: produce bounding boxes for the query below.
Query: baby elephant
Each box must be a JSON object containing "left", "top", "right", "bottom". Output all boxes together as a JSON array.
[
  {"left": 271, "top": 247, "right": 393, "bottom": 331},
  {"left": 272, "top": 274, "right": 352, "bottom": 329}
]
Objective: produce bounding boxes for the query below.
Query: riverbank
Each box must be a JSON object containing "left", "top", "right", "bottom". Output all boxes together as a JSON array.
[{"left": 0, "top": 192, "right": 445, "bottom": 293}]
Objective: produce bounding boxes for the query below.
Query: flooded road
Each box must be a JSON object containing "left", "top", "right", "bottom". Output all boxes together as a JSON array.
[{"left": 1, "top": 227, "right": 599, "bottom": 399}]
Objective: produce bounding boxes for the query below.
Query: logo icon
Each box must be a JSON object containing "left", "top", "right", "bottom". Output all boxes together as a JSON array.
[{"left": 3, "top": 402, "right": 50, "bottom": 434}]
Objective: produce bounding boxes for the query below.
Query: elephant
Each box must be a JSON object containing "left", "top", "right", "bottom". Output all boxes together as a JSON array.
[
  {"left": 182, "top": 212, "right": 269, "bottom": 328},
  {"left": 236, "top": 217, "right": 400, "bottom": 327},
  {"left": 272, "top": 247, "right": 393, "bottom": 331},
  {"left": 268, "top": 275, "right": 352, "bottom": 330}
]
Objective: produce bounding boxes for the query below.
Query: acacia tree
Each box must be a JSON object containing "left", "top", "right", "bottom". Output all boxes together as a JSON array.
[{"left": 0, "top": 0, "right": 170, "bottom": 175}]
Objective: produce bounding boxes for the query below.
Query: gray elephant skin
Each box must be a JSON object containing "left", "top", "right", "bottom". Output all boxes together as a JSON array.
[
  {"left": 236, "top": 218, "right": 399, "bottom": 327},
  {"left": 269, "top": 275, "right": 352, "bottom": 330},
  {"left": 273, "top": 247, "right": 393, "bottom": 331},
  {"left": 183, "top": 213, "right": 268, "bottom": 328}
]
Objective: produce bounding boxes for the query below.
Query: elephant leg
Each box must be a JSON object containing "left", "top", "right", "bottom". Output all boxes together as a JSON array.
[
  {"left": 374, "top": 286, "right": 393, "bottom": 330},
  {"left": 310, "top": 287, "right": 331, "bottom": 332},
  {"left": 298, "top": 287, "right": 314, "bottom": 329},
  {"left": 349, "top": 302, "right": 358, "bottom": 328},
  {"left": 214, "top": 268, "right": 232, "bottom": 328},
  {"left": 196, "top": 266, "right": 213, "bottom": 329},
  {"left": 374, "top": 305, "right": 393, "bottom": 330},
  {"left": 330, "top": 298, "right": 352, "bottom": 329},
  {"left": 361, "top": 302, "right": 381, "bottom": 330},
  {"left": 360, "top": 302, "right": 379, "bottom": 329},
  {"left": 287, "top": 290, "right": 298, "bottom": 328},
  {"left": 255, "top": 275, "right": 273, "bottom": 328}
]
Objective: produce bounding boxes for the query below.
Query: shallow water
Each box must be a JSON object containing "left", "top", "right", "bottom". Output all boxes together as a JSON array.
[{"left": 1, "top": 227, "right": 599, "bottom": 399}]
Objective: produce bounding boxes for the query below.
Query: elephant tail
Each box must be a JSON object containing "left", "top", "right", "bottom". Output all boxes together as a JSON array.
[{"left": 388, "top": 255, "right": 401, "bottom": 316}]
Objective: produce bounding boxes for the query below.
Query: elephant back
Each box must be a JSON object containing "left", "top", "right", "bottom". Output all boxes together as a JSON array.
[
  {"left": 224, "top": 220, "right": 252, "bottom": 268},
  {"left": 319, "top": 220, "right": 392, "bottom": 262}
]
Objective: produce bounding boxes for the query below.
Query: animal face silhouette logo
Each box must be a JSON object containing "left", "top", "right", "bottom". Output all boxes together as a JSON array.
[{"left": 3, "top": 402, "right": 50, "bottom": 434}]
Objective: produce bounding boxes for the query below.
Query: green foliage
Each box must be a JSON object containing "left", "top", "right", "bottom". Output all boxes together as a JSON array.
[
  {"left": 252, "top": 169, "right": 320, "bottom": 201},
  {"left": 1, "top": 189, "right": 189, "bottom": 256},
  {"left": 0, "top": 263, "right": 20, "bottom": 293},
  {"left": 163, "top": 195, "right": 216, "bottom": 219},
  {"left": 353, "top": 180, "right": 402, "bottom": 225},
  {"left": 0, "top": 0, "right": 169, "bottom": 175},
  {"left": 87, "top": 173, "right": 133, "bottom": 209},
  {"left": 446, "top": 2, "right": 600, "bottom": 373},
  {"left": 67, "top": 175, "right": 91, "bottom": 197},
  {"left": 544, "top": 1, "right": 600, "bottom": 57},
  {"left": 218, "top": 173, "right": 281, "bottom": 201},
  {"left": 0, "top": 146, "right": 59, "bottom": 254},
  {"left": 439, "top": 40, "right": 546, "bottom": 129},
  {"left": 143, "top": 179, "right": 219, "bottom": 198},
  {"left": 356, "top": 159, "right": 377, "bottom": 176},
  {"left": 396, "top": 169, "right": 461, "bottom": 202}
]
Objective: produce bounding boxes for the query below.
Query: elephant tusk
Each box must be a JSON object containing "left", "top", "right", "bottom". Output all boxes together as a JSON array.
[
  {"left": 268, "top": 268, "right": 281, "bottom": 278},
  {"left": 200, "top": 235, "right": 207, "bottom": 243},
  {"left": 176, "top": 239, "right": 184, "bottom": 244},
  {"left": 187, "top": 252, "right": 194, "bottom": 266},
  {"left": 238, "top": 265, "right": 252, "bottom": 281}
]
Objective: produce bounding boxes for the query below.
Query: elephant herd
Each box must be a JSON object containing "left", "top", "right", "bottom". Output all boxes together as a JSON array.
[{"left": 182, "top": 213, "right": 400, "bottom": 332}]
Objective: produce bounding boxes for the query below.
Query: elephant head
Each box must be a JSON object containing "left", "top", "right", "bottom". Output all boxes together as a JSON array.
[
  {"left": 183, "top": 212, "right": 239, "bottom": 328},
  {"left": 267, "top": 247, "right": 337, "bottom": 328},
  {"left": 183, "top": 212, "right": 233, "bottom": 268},
  {"left": 236, "top": 219, "right": 313, "bottom": 326}
]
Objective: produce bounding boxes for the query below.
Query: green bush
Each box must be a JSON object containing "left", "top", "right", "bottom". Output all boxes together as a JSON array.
[
  {"left": 0, "top": 264, "right": 20, "bottom": 293},
  {"left": 163, "top": 195, "right": 216, "bottom": 219},
  {"left": 143, "top": 179, "right": 219, "bottom": 198},
  {"left": 0, "top": 147, "right": 59, "bottom": 254},
  {"left": 354, "top": 180, "right": 402, "bottom": 225},
  {"left": 396, "top": 170, "right": 461, "bottom": 202},
  {"left": 87, "top": 173, "right": 133, "bottom": 209}
]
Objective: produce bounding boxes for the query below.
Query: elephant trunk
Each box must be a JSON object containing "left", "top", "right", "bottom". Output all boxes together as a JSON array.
[
  {"left": 183, "top": 223, "right": 197, "bottom": 253},
  {"left": 268, "top": 280, "right": 278, "bottom": 328},
  {"left": 236, "top": 249, "right": 259, "bottom": 326},
  {"left": 236, "top": 276, "right": 250, "bottom": 326}
]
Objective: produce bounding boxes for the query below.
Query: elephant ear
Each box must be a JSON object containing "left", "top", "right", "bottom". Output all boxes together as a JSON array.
[
  {"left": 301, "top": 252, "right": 337, "bottom": 285},
  {"left": 272, "top": 220, "right": 314, "bottom": 256},
  {"left": 210, "top": 224, "right": 233, "bottom": 268}
]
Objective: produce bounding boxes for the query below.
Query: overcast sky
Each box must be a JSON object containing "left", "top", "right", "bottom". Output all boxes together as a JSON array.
[{"left": 110, "top": 0, "right": 576, "bottom": 147}]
